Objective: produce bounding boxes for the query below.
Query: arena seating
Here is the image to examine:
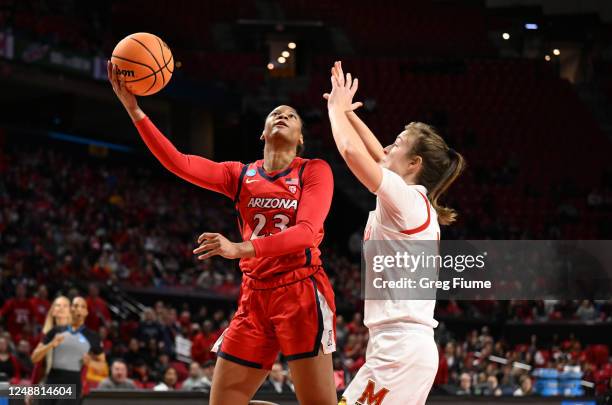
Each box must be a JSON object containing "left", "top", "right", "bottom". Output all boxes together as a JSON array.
[
  {"left": 292, "top": 56, "right": 610, "bottom": 239},
  {"left": 1, "top": 0, "right": 611, "bottom": 400},
  {"left": 282, "top": 0, "right": 496, "bottom": 56}
]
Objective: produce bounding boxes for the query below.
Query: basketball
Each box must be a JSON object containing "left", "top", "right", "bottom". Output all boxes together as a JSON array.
[{"left": 110, "top": 32, "right": 174, "bottom": 96}]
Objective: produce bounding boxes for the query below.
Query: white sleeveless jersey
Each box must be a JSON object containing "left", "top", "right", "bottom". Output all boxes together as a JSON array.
[{"left": 363, "top": 168, "right": 440, "bottom": 329}]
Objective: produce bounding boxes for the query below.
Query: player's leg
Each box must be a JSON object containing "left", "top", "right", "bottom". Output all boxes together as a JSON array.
[
  {"left": 287, "top": 348, "right": 337, "bottom": 405},
  {"left": 341, "top": 327, "right": 438, "bottom": 405},
  {"left": 209, "top": 357, "right": 269, "bottom": 405},
  {"left": 271, "top": 270, "right": 338, "bottom": 405},
  {"left": 209, "top": 284, "right": 279, "bottom": 405},
  {"left": 340, "top": 364, "right": 374, "bottom": 405}
]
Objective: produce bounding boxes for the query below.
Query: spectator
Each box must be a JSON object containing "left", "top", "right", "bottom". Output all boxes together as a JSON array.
[
  {"left": 124, "top": 338, "right": 145, "bottom": 366},
  {"left": 482, "top": 375, "right": 502, "bottom": 396},
  {"left": 0, "top": 336, "right": 20, "bottom": 383},
  {"left": 333, "top": 355, "right": 348, "bottom": 391},
  {"left": 0, "top": 283, "right": 34, "bottom": 341},
  {"left": 576, "top": 300, "right": 597, "bottom": 321},
  {"left": 85, "top": 284, "right": 112, "bottom": 330},
  {"left": 15, "top": 339, "right": 33, "bottom": 379},
  {"left": 13, "top": 322, "right": 37, "bottom": 353},
  {"left": 144, "top": 338, "right": 160, "bottom": 368},
  {"left": 211, "top": 310, "right": 226, "bottom": 330},
  {"left": 30, "top": 285, "right": 50, "bottom": 327},
  {"left": 434, "top": 345, "right": 449, "bottom": 386},
  {"left": 131, "top": 360, "right": 154, "bottom": 389},
  {"left": 154, "top": 366, "right": 179, "bottom": 391},
  {"left": 444, "top": 342, "right": 458, "bottom": 377},
  {"left": 201, "top": 360, "right": 215, "bottom": 391},
  {"left": 99, "top": 325, "right": 113, "bottom": 355},
  {"left": 473, "top": 372, "right": 488, "bottom": 395},
  {"left": 85, "top": 352, "right": 110, "bottom": 389},
  {"left": 98, "top": 359, "right": 136, "bottom": 389},
  {"left": 152, "top": 352, "right": 171, "bottom": 379},
  {"left": 346, "top": 313, "right": 366, "bottom": 335},
  {"left": 181, "top": 362, "right": 207, "bottom": 391},
  {"left": 499, "top": 369, "right": 516, "bottom": 396},
  {"left": 335, "top": 315, "right": 348, "bottom": 348},
  {"left": 191, "top": 320, "right": 217, "bottom": 364},
  {"left": 456, "top": 373, "right": 472, "bottom": 395},
  {"left": 159, "top": 309, "right": 177, "bottom": 354},
  {"left": 514, "top": 374, "right": 534, "bottom": 396},
  {"left": 260, "top": 362, "right": 292, "bottom": 394},
  {"left": 138, "top": 308, "right": 164, "bottom": 343}
]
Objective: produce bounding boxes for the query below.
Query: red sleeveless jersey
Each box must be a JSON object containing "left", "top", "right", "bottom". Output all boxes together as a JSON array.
[
  {"left": 133, "top": 118, "right": 333, "bottom": 286},
  {"left": 234, "top": 157, "right": 324, "bottom": 281}
]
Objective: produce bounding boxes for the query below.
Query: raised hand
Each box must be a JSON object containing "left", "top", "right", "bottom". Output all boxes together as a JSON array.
[
  {"left": 107, "top": 60, "right": 139, "bottom": 113},
  {"left": 107, "top": 60, "right": 146, "bottom": 121},
  {"left": 324, "top": 61, "right": 363, "bottom": 112}
]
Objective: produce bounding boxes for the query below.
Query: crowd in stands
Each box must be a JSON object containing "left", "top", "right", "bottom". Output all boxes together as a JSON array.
[
  {"left": 1, "top": 283, "right": 612, "bottom": 397},
  {"left": 0, "top": 144, "right": 610, "bottom": 397},
  {"left": 433, "top": 327, "right": 612, "bottom": 397},
  {"left": 1, "top": 141, "right": 612, "bottom": 397},
  {"left": 0, "top": 145, "right": 242, "bottom": 296},
  {"left": 2, "top": 143, "right": 612, "bottom": 311}
]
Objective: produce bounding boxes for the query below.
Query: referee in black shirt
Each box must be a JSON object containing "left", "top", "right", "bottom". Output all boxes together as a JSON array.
[{"left": 34, "top": 296, "right": 105, "bottom": 405}]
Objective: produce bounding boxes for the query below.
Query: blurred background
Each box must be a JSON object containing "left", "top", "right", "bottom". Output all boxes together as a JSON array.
[{"left": 0, "top": 0, "right": 611, "bottom": 404}]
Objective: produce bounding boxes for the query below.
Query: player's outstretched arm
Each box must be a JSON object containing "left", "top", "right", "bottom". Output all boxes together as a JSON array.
[
  {"left": 324, "top": 62, "right": 385, "bottom": 162},
  {"left": 326, "top": 61, "right": 383, "bottom": 193},
  {"left": 107, "top": 61, "right": 241, "bottom": 198},
  {"left": 346, "top": 111, "right": 386, "bottom": 162}
]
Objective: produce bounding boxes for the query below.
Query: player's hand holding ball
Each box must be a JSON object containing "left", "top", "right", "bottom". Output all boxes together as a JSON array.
[
  {"left": 107, "top": 60, "right": 139, "bottom": 112},
  {"left": 324, "top": 61, "right": 363, "bottom": 113},
  {"left": 107, "top": 33, "right": 174, "bottom": 122},
  {"left": 108, "top": 60, "right": 145, "bottom": 122}
]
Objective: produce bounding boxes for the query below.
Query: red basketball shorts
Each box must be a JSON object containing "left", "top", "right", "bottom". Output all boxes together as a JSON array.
[{"left": 212, "top": 267, "right": 336, "bottom": 369}]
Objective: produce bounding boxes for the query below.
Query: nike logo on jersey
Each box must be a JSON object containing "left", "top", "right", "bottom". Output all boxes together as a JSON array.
[
  {"left": 246, "top": 179, "right": 259, "bottom": 184},
  {"left": 247, "top": 197, "right": 298, "bottom": 210}
]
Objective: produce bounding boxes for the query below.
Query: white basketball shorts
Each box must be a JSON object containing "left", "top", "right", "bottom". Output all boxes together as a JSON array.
[{"left": 340, "top": 323, "right": 438, "bottom": 405}]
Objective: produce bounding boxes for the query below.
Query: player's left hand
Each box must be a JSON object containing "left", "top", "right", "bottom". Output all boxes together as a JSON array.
[
  {"left": 324, "top": 61, "right": 362, "bottom": 112},
  {"left": 194, "top": 232, "right": 252, "bottom": 260}
]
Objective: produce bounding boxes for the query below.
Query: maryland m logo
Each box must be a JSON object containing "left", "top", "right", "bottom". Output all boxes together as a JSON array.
[{"left": 356, "top": 380, "right": 390, "bottom": 405}]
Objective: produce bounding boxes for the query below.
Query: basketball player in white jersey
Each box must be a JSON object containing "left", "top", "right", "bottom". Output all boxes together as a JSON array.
[{"left": 324, "top": 62, "right": 465, "bottom": 405}]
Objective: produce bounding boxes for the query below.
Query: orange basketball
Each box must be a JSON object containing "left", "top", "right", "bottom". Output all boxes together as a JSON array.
[{"left": 111, "top": 32, "right": 174, "bottom": 96}]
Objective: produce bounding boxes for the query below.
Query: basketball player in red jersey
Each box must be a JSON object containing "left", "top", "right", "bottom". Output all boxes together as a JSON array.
[{"left": 108, "top": 62, "right": 337, "bottom": 405}]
